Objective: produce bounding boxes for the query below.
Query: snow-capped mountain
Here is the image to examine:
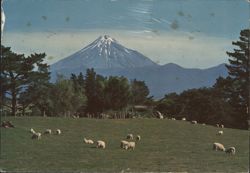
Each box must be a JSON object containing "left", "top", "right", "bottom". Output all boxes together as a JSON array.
[
  {"left": 51, "top": 35, "right": 157, "bottom": 71},
  {"left": 50, "top": 35, "right": 228, "bottom": 98}
]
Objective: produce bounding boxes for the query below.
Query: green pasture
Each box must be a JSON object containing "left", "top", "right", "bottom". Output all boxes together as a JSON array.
[{"left": 0, "top": 117, "right": 249, "bottom": 172}]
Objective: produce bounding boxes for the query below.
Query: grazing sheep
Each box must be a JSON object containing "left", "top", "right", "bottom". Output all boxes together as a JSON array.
[
  {"left": 182, "top": 117, "right": 186, "bottom": 121},
  {"left": 202, "top": 123, "right": 206, "bottom": 125},
  {"left": 156, "top": 111, "right": 163, "bottom": 119},
  {"left": 213, "top": 142, "right": 225, "bottom": 151},
  {"left": 191, "top": 120, "right": 197, "bottom": 124},
  {"left": 32, "top": 132, "right": 41, "bottom": 140},
  {"left": 96, "top": 140, "right": 106, "bottom": 149},
  {"left": 127, "top": 134, "right": 133, "bottom": 140},
  {"left": 225, "top": 147, "right": 236, "bottom": 155},
  {"left": 171, "top": 118, "right": 176, "bottom": 120},
  {"left": 44, "top": 129, "right": 52, "bottom": 135},
  {"left": 220, "top": 124, "right": 224, "bottom": 128},
  {"left": 56, "top": 129, "right": 61, "bottom": 135},
  {"left": 30, "top": 128, "right": 36, "bottom": 134},
  {"left": 136, "top": 135, "right": 141, "bottom": 141},
  {"left": 217, "top": 130, "right": 223, "bottom": 135},
  {"left": 216, "top": 124, "right": 220, "bottom": 127},
  {"left": 72, "top": 115, "right": 78, "bottom": 119},
  {"left": 120, "top": 140, "right": 129, "bottom": 149},
  {"left": 124, "top": 141, "right": 136, "bottom": 150},
  {"left": 84, "top": 138, "right": 94, "bottom": 144}
]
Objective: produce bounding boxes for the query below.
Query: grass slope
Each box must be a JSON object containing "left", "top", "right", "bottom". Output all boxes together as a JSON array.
[{"left": 0, "top": 117, "right": 249, "bottom": 172}]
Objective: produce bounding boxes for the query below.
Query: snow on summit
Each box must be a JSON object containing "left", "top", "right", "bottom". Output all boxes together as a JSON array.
[{"left": 52, "top": 35, "right": 157, "bottom": 70}]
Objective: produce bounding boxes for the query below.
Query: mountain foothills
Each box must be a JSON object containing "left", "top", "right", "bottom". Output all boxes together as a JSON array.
[{"left": 50, "top": 35, "right": 228, "bottom": 98}]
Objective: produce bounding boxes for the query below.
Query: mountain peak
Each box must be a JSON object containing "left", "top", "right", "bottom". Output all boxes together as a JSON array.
[
  {"left": 103, "top": 35, "right": 112, "bottom": 40},
  {"left": 97, "top": 35, "right": 116, "bottom": 46},
  {"left": 52, "top": 35, "right": 157, "bottom": 69}
]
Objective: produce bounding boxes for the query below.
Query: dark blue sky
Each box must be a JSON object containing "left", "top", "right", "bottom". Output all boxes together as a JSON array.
[{"left": 4, "top": 0, "right": 248, "bottom": 37}]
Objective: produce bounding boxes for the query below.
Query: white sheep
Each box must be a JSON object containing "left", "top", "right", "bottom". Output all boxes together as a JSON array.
[
  {"left": 32, "top": 132, "right": 41, "bottom": 140},
  {"left": 213, "top": 142, "right": 225, "bottom": 151},
  {"left": 156, "top": 111, "right": 163, "bottom": 119},
  {"left": 127, "top": 134, "right": 133, "bottom": 140},
  {"left": 96, "top": 140, "right": 106, "bottom": 149},
  {"left": 44, "top": 129, "right": 52, "bottom": 135},
  {"left": 202, "top": 123, "right": 206, "bottom": 125},
  {"left": 124, "top": 141, "right": 136, "bottom": 150},
  {"left": 120, "top": 140, "right": 129, "bottom": 149},
  {"left": 136, "top": 135, "right": 141, "bottom": 141},
  {"left": 220, "top": 124, "right": 224, "bottom": 128},
  {"left": 191, "top": 120, "right": 197, "bottom": 124},
  {"left": 182, "top": 117, "right": 186, "bottom": 121},
  {"left": 56, "top": 129, "right": 61, "bottom": 135},
  {"left": 84, "top": 138, "right": 94, "bottom": 144},
  {"left": 171, "top": 118, "right": 176, "bottom": 120},
  {"left": 30, "top": 128, "right": 36, "bottom": 134},
  {"left": 217, "top": 130, "right": 223, "bottom": 135},
  {"left": 216, "top": 124, "right": 220, "bottom": 128},
  {"left": 225, "top": 147, "right": 236, "bottom": 155}
]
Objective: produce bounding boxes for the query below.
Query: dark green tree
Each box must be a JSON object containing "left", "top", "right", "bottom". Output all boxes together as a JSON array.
[
  {"left": 1, "top": 45, "right": 50, "bottom": 116},
  {"left": 180, "top": 88, "right": 224, "bottom": 123},
  {"left": 19, "top": 83, "right": 53, "bottom": 116},
  {"left": 51, "top": 77, "right": 87, "bottom": 117},
  {"left": 71, "top": 73, "right": 85, "bottom": 93},
  {"left": 155, "top": 92, "right": 181, "bottom": 117},
  {"left": 84, "top": 68, "right": 105, "bottom": 115},
  {"left": 77, "top": 72, "right": 85, "bottom": 86},
  {"left": 225, "top": 29, "right": 250, "bottom": 128},
  {"left": 130, "top": 79, "right": 150, "bottom": 105},
  {"left": 71, "top": 72, "right": 85, "bottom": 88},
  {"left": 104, "top": 76, "right": 131, "bottom": 110},
  {"left": 70, "top": 72, "right": 87, "bottom": 116}
]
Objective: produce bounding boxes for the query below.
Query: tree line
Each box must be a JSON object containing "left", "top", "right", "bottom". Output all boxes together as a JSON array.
[
  {"left": 0, "top": 48, "right": 149, "bottom": 118},
  {"left": 155, "top": 29, "right": 249, "bottom": 129},
  {"left": 0, "top": 29, "right": 249, "bottom": 129}
]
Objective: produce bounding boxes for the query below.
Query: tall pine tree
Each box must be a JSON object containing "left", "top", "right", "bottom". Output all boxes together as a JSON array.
[
  {"left": 225, "top": 29, "right": 250, "bottom": 128},
  {"left": 1, "top": 45, "right": 50, "bottom": 116},
  {"left": 84, "top": 68, "right": 105, "bottom": 115}
]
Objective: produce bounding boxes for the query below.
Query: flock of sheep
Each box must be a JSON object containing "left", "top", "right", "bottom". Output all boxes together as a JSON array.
[
  {"left": 167, "top": 116, "right": 236, "bottom": 155},
  {"left": 30, "top": 128, "right": 61, "bottom": 139},
  {"left": 213, "top": 124, "right": 236, "bottom": 155},
  {"left": 29, "top": 117, "right": 236, "bottom": 155},
  {"left": 84, "top": 133, "right": 141, "bottom": 150},
  {"left": 29, "top": 127, "right": 140, "bottom": 150},
  {"left": 213, "top": 143, "right": 236, "bottom": 155}
]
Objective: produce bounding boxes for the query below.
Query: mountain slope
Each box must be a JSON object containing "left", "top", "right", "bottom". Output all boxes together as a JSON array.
[{"left": 51, "top": 35, "right": 157, "bottom": 71}]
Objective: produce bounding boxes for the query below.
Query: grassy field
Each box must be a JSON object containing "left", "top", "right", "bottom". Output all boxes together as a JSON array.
[{"left": 0, "top": 116, "right": 249, "bottom": 172}]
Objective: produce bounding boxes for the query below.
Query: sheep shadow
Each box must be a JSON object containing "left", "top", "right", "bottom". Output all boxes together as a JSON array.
[{"left": 90, "top": 146, "right": 97, "bottom": 149}]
